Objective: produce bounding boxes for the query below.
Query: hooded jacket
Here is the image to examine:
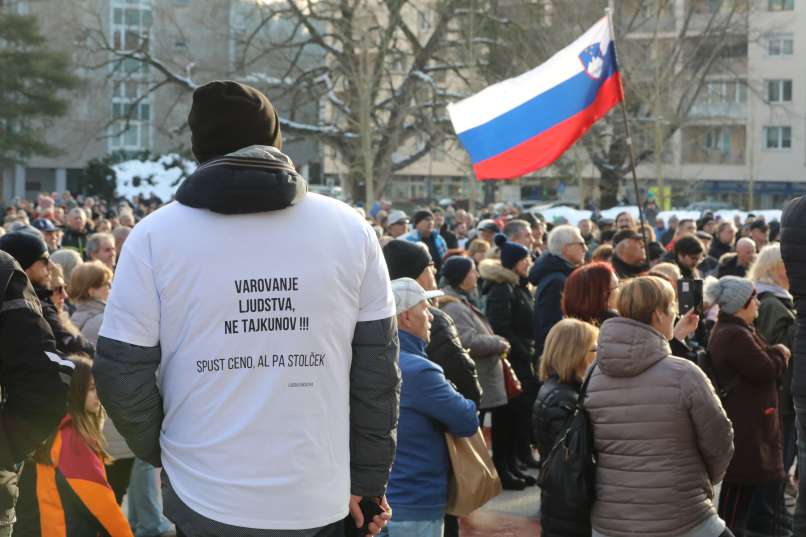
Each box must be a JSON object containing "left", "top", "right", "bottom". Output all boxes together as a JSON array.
[
  {"left": 0, "top": 251, "right": 70, "bottom": 471},
  {"left": 708, "top": 312, "right": 787, "bottom": 484},
  {"left": 93, "top": 145, "right": 400, "bottom": 531},
  {"left": 441, "top": 287, "right": 506, "bottom": 410},
  {"left": 480, "top": 259, "right": 536, "bottom": 391},
  {"left": 781, "top": 195, "right": 806, "bottom": 397},
  {"left": 586, "top": 318, "right": 734, "bottom": 537},
  {"left": 527, "top": 252, "right": 574, "bottom": 355}
]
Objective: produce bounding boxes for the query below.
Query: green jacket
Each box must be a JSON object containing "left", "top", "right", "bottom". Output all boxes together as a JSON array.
[{"left": 756, "top": 287, "right": 796, "bottom": 415}]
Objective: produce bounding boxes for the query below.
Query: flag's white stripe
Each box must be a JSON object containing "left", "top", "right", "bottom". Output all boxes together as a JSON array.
[{"left": 449, "top": 16, "right": 611, "bottom": 135}]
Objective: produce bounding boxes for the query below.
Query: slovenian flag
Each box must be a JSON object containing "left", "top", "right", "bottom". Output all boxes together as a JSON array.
[{"left": 448, "top": 16, "right": 623, "bottom": 180}]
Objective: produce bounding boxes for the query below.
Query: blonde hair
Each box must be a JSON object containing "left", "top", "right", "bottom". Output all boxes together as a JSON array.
[
  {"left": 748, "top": 243, "right": 783, "bottom": 286},
  {"left": 591, "top": 244, "right": 613, "bottom": 262},
  {"left": 467, "top": 238, "right": 490, "bottom": 257},
  {"left": 539, "top": 319, "right": 598, "bottom": 382},
  {"left": 69, "top": 261, "right": 113, "bottom": 302},
  {"left": 617, "top": 276, "right": 676, "bottom": 326},
  {"left": 649, "top": 262, "right": 681, "bottom": 284}
]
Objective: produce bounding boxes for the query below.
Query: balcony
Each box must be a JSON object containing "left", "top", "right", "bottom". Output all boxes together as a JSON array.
[{"left": 689, "top": 102, "right": 747, "bottom": 120}]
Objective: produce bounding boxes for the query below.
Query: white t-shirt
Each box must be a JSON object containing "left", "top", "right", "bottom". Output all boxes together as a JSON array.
[{"left": 100, "top": 193, "right": 395, "bottom": 529}]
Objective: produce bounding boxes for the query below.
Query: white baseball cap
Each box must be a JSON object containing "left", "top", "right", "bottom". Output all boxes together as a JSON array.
[
  {"left": 387, "top": 210, "right": 409, "bottom": 225},
  {"left": 391, "top": 277, "right": 444, "bottom": 315}
]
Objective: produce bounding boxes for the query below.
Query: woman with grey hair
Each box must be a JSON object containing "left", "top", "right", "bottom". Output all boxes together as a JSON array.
[
  {"left": 707, "top": 276, "right": 791, "bottom": 536},
  {"left": 51, "top": 248, "right": 83, "bottom": 283},
  {"left": 746, "top": 244, "right": 797, "bottom": 535}
]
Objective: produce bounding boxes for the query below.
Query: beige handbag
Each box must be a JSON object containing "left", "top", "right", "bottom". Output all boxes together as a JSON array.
[{"left": 444, "top": 428, "right": 502, "bottom": 516}]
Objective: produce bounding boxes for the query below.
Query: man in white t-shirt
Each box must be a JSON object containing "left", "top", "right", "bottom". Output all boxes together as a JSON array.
[{"left": 93, "top": 81, "right": 400, "bottom": 537}]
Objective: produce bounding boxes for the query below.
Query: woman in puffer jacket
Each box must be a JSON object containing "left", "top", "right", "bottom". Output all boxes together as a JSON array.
[
  {"left": 586, "top": 276, "right": 735, "bottom": 537},
  {"left": 532, "top": 319, "right": 598, "bottom": 537}
]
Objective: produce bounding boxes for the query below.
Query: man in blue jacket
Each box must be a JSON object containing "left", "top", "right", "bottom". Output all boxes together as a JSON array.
[{"left": 384, "top": 278, "right": 479, "bottom": 537}]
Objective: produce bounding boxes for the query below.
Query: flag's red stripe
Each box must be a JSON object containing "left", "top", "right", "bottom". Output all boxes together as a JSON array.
[{"left": 472, "top": 72, "right": 624, "bottom": 181}]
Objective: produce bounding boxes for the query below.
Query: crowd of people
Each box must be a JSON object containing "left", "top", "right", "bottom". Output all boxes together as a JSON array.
[{"left": 0, "top": 80, "right": 804, "bottom": 537}]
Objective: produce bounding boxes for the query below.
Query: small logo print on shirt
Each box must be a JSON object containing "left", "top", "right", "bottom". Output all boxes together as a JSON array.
[{"left": 288, "top": 382, "right": 314, "bottom": 388}]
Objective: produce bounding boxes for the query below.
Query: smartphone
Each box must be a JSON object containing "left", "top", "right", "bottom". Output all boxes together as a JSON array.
[
  {"left": 347, "top": 497, "right": 384, "bottom": 537},
  {"left": 677, "top": 278, "right": 704, "bottom": 317}
]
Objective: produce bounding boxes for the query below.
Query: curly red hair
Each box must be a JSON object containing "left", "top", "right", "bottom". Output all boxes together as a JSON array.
[{"left": 562, "top": 262, "right": 616, "bottom": 325}]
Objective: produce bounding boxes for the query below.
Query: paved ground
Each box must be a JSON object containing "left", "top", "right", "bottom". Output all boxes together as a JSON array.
[{"left": 460, "top": 467, "right": 541, "bottom": 536}]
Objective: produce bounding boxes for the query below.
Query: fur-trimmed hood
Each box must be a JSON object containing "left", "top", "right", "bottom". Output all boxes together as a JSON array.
[{"left": 478, "top": 259, "right": 519, "bottom": 285}]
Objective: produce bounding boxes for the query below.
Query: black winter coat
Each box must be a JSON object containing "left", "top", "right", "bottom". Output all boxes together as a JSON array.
[
  {"left": 716, "top": 253, "right": 748, "bottom": 278},
  {"left": 0, "top": 253, "right": 69, "bottom": 473},
  {"left": 528, "top": 253, "right": 574, "bottom": 355},
  {"left": 611, "top": 253, "right": 647, "bottom": 280},
  {"left": 533, "top": 376, "right": 591, "bottom": 537},
  {"left": 782, "top": 195, "right": 806, "bottom": 396},
  {"left": 426, "top": 305, "right": 483, "bottom": 407},
  {"left": 480, "top": 260, "right": 537, "bottom": 393},
  {"left": 709, "top": 238, "right": 732, "bottom": 262},
  {"left": 33, "top": 285, "right": 94, "bottom": 357}
]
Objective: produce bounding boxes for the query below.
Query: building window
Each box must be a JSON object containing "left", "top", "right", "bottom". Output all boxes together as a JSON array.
[
  {"left": 766, "top": 80, "right": 793, "bottom": 103},
  {"left": 703, "top": 80, "right": 747, "bottom": 104},
  {"left": 764, "top": 126, "right": 792, "bottom": 149},
  {"left": 768, "top": 0, "right": 794, "bottom": 10},
  {"left": 767, "top": 34, "right": 794, "bottom": 56},
  {"left": 109, "top": 81, "right": 152, "bottom": 151}
]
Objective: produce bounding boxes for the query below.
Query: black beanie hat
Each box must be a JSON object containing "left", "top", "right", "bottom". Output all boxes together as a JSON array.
[
  {"left": 188, "top": 81, "right": 283, "bottom": 163},
  {"left": 412, "top": 210, "right": 434, "bottom": 227},
  {"left": 494, "top": 233, "right": 529, "bottom": 270},
  {"left": 383, "top": 239, "right": 432, "bottom": 280},
  {"left": 0, "top": 231, "right": 48, "bottom": 270},
  {"left": 442, "top": 256, "right": 474, "bottom": 288}
]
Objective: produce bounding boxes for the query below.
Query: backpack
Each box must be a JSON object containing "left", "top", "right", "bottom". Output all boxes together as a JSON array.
[{"left": 537, "top": 362, "right": 598, "bottom": 510}]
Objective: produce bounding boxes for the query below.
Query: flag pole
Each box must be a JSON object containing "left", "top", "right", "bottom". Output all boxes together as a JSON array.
[{"left": 605, "top": 6, "right": 651, "bottom": 263}]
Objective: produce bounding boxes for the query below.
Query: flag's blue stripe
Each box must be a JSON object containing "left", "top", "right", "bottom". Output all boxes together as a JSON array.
[{"left": 457, "top": 42, "right": 618, "bottom": 164}]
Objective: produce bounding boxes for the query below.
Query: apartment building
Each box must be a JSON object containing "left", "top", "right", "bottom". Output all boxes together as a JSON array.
[
  {"left": 635, "top": 0, "right": 806, "bottom": 209},
  {"left": 0, "top": 0, "right": 321, "bottom": 202}
]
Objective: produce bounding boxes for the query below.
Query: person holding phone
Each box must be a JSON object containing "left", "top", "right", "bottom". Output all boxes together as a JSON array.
[{"left": 706, "top": 277, "right": 790, "bottom": 536}]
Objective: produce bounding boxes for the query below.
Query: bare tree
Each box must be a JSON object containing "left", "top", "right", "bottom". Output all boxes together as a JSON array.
[{"left": 67, "top": 0, "right": 499, "bottom": 204}]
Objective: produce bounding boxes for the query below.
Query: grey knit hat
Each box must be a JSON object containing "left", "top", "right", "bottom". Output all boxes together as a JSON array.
[{"left": 704, "top": 276, "right": 755, "bottom": 315}]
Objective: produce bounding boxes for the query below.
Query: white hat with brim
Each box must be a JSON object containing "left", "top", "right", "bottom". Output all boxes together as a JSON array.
[{"left": 391, "top": 277, "right": 444, "bottom": 315}]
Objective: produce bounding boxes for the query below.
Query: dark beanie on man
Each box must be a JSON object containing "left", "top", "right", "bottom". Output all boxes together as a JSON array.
[
  {"left": 383, "top": 239, "right": 432, "bottom": 280},
  {"left": 412, "top": 210, "right": 434, "bottom": 227},
  {"left": 442, "top": 256, "right": 474, "bottom": 288},
  {"left": 0, "top": 231, "right": 48, "bottom": 270},
  {"left": 188, "top": 81, "right": 283, "bottom": 163},
  {"left": 494, "top": 233, "right": 529, "bottom": 270}
]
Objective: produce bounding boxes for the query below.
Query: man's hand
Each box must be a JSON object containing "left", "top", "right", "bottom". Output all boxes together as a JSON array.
[
  {"left": 673, "top": 308, "right": 699, "bottom": 342},
  {"left": 349, "top": 495, "right": 391, "bottom": 536}
]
